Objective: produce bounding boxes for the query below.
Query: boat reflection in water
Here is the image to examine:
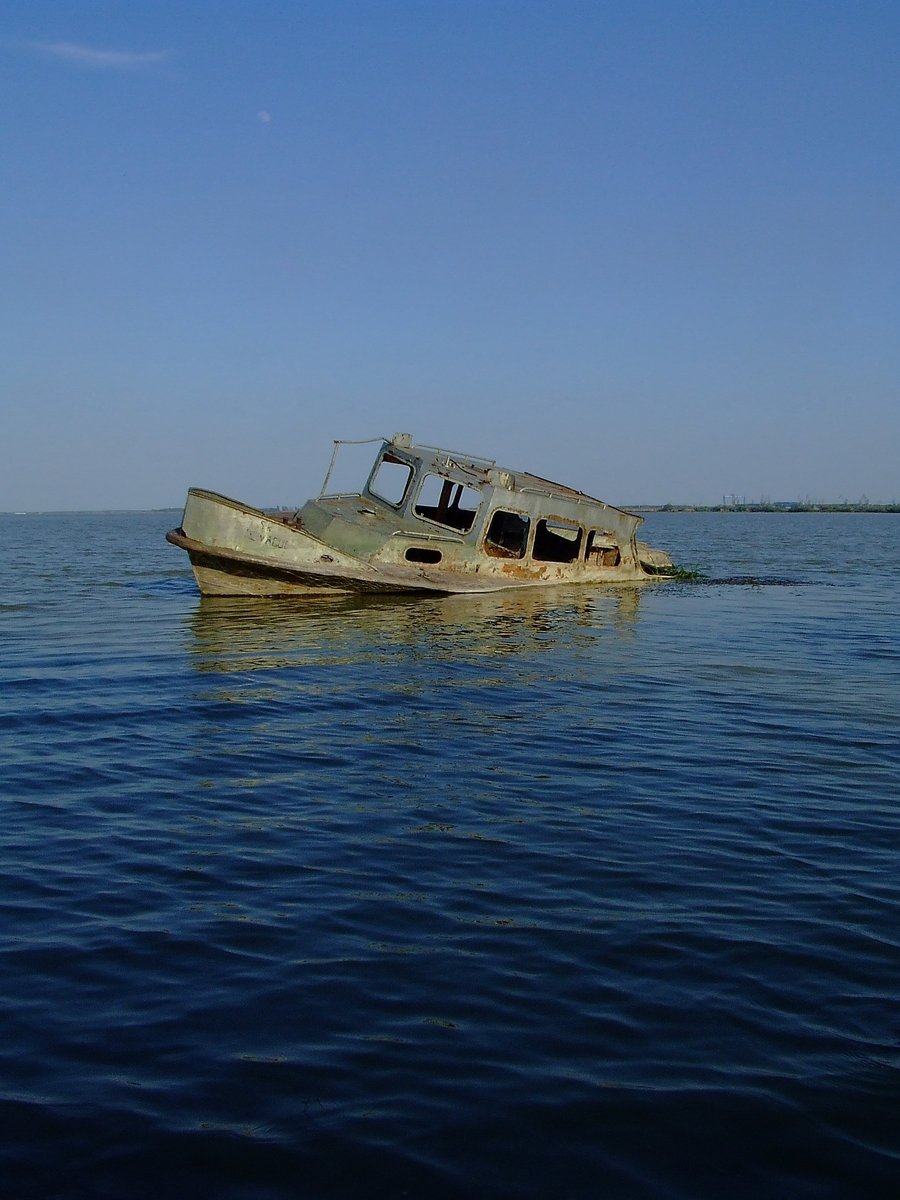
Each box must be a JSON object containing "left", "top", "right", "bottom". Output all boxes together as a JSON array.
[
  {"left": 184, "top": 585, "right": 646, "bottom": 678},
  {"left": 180, "top": 585, "right": 649, "bottom": 798}
]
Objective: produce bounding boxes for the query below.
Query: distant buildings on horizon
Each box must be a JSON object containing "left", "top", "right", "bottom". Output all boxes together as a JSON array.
[{"left": 629, "top": 500, "right": 900, "bottom": 513}]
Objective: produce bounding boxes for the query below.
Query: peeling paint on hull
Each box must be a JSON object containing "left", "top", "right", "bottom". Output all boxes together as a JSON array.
[{"left": 166, "top": 527, "right": 524, "bottom": 596}]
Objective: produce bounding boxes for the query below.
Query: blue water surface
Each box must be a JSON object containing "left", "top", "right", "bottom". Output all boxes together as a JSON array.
[{"left": 1, "top": 510, "right": 898, "bottom": 1199}]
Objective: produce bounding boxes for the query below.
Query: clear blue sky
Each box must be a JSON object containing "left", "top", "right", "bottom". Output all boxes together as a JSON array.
[{"left": 2, "top": 1, "right": 898, "bottom": 509}]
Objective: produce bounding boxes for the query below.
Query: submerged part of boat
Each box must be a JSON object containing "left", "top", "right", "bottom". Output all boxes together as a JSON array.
[{"left": 167, "top": 434, "right": 672, "bottom": 596}]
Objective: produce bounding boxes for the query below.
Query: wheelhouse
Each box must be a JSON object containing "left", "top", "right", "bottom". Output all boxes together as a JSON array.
[{"left": 321, "top": 434, "right": 643, "bottom": 576}]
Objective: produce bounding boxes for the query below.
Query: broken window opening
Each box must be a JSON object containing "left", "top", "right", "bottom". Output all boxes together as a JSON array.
[
  {"left": 369, "top": 454, "right": 414, "bottom": 507},
  {"left": 484, "top": 510, "right": 530, "bottom": 558},
  {"left": 585, "top": 530, "right": 621, "bottom": 567},
  {"left": 533, "top": 518, "right": 583, "bottom": 563},
  {"left": 413, "top": 474, "right": 481, "bottom": 532},
  {"left": 405, "top": 546, "right": 443, "bottom": 564}
]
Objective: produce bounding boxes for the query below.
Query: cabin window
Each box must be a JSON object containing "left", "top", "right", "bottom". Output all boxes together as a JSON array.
[
  {"left": 405, "top": 546, "right": 442, "bottom": 564},
  {"left": 369, "top": 453, "right": 413, "bottom": 506},
  {"left": 585, "top": 530, "right": 621, "bottom": 567},
  {"left": 484, "top": 510, "right": 530, "bottom": 558},
  {"left": 533, "top": 518, "right": 583, "bottom": 563},
  {"left": 414, "top": 474, "right": 481, "bottom": 532}
]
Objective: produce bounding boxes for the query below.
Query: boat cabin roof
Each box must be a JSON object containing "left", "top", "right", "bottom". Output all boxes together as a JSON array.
[{"left": 356, "top": 433, "right": 637, "bottom": 524}]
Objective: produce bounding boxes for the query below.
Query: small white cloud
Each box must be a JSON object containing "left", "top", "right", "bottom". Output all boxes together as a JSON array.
[
  {"left": 29, "top": 41, "right": 172, "bottom": 71},
  {"left": 257, "top": 110, "right": 272, "bottom": 124}
]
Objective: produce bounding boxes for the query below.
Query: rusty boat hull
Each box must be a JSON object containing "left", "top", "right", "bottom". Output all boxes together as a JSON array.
[{"left": 167, "top": 435, "right": 672, "bottom": 597}]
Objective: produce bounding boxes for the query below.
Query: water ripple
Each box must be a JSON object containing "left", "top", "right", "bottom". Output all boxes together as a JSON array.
[{"left": 1, "top": 512, "right": 898, "bottom": 1197}]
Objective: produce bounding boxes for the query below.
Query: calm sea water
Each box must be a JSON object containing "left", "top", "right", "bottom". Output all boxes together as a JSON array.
[{"left": 1, "top": 510, "right": 898, "bottom": 1200}]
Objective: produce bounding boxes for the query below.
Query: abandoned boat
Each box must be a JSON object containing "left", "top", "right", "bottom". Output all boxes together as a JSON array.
[{"left": 166, "top": 434, "right": 672, "bottom": 597}]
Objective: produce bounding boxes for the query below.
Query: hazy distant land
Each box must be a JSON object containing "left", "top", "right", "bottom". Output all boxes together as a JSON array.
[{"left": 629, "top": 502, "right": 900, "bottom": 513}]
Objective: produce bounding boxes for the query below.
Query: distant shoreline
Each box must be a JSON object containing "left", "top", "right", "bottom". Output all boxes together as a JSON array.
[
  {"left": 3, "top": 504, "right": 899, "bottom": 516},
  {"left": 629, "top": 504, "right": 900, "bottom": 513}
]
